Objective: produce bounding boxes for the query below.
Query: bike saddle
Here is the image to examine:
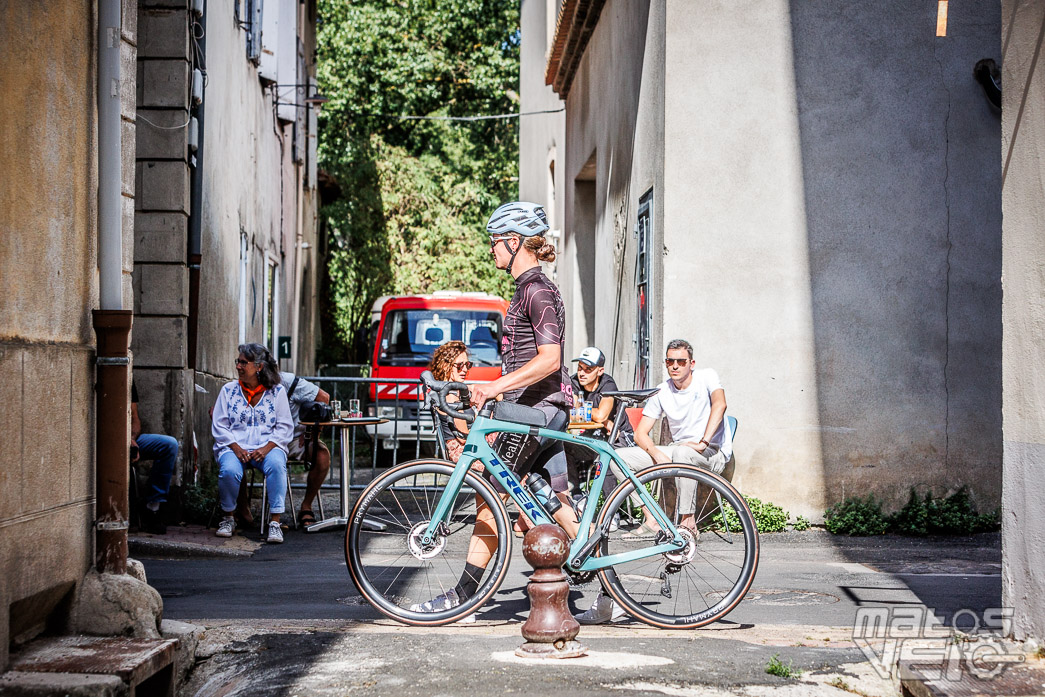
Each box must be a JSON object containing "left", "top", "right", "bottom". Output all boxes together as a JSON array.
[{"left": 602, "top": 388, "right": 660, "bottom": 404}]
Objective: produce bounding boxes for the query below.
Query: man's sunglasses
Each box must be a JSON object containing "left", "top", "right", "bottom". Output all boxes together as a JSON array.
[
  {"left": 664, "top": 358, "right": 690, "bottom": 367},
  {"left": 453, "top": 361, "right": 473, "bottom": 371}
]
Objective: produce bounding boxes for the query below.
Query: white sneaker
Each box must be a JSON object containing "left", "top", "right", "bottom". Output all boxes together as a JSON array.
[
  {"left": 458, "top": 612, "right": 477, "bottom": 624},
  {"left": 267, "top": 521, "right": 284, "bottom": 544},
  {"left": 608, "top": 513, "right": 620, "bottom": 532},
  {"left": 215, "top": 516, "right": 235, "bottom": 538},
  {"left": 575, "top": 593, "right": 627, "bottom": 624},
  {"left": 409, "top": 588, "right": 461, "bottom": 613}
]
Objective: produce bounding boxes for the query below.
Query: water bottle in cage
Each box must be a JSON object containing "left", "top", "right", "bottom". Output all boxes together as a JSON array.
[{"left": 526, "top": 473, "right": 561, "bottom": 514}]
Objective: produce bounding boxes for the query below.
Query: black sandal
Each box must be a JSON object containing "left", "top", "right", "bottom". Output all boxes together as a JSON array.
[{"left": 298, "top": 509, "right": 317, "bottom": 527}]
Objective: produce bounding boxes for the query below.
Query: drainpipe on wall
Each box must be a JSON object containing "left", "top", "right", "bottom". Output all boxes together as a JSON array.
[
  {"left": 93, "top": 0, "right": 130, "bottom": 575},
  {"left": 186, "top": 2, "right": 207, "bottom": 372},
  {"left": 290, "top": 165, "right": 305, "bottom": 370}
]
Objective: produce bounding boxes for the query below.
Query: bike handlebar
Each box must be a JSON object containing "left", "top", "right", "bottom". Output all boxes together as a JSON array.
[{"left": 420, "top": 370, "right": 478, "bottom": 424}]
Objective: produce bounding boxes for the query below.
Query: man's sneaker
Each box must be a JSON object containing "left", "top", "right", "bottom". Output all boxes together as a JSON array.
[
  {"left": 458, "top": 612, "right": 477, "bottom": 624},
  {"left": 608, "top": 513, "right": 620, "bottom": 532},
  {"left": 215, "top": 516, "right": 235, "bottom": 538},
  {"left": 409, "top": 588, "right": 461, "bottom": 613},
  {"left": 267, "top": 520, "right": 284, "bottom": 544},
  {"left": 140, "top": 506, "right": 167, "bottom": 535},
  {"left": 575, "top": 593, "right": 627, "bottom": 624}
]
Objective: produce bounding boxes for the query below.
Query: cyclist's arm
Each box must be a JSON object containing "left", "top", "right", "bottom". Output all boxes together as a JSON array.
[
  {"left": 469, "top": 343, "right": 559, "bottom": 408},
  {"left": 633, "top": 414, "right": 671, "bottom": 464}
]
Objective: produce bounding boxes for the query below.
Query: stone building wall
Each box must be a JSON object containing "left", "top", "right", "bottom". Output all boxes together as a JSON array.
[
  {"left": 0, "top": 0, "right": 137, "bottom": 668},
  {"left": 133, "top": 0, "right": 320, "bottom": 476},
  {"left": 1001, "top": 0, "right": 1045, "bottom": 644},
  {"left": 537, "top": 0, "right": 1002, "bottom": 517}
]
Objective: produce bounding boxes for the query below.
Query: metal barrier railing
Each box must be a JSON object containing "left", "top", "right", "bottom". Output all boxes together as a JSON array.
[{"left": 299, "top": 376, "right": 426, "bottom": 490}]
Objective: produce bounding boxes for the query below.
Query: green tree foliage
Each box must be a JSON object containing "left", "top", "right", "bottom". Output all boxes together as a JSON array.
[{"left": 318, "top": 0, "right": 520, "bottom": 360}]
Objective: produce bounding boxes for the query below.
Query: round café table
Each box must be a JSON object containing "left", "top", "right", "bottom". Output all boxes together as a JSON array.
[{"left": 303, "top": 417, "right": 388, "bottom": 533}]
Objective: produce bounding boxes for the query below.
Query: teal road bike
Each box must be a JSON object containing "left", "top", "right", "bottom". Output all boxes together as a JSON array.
[{"left": 345, "top": 371, "right": 759, "bottom": 629}]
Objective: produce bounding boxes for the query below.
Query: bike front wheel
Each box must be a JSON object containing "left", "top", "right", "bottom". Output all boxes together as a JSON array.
[
  {"left": 597, "top": 463, "right": 759, "bottom": 628},
  {"left": 345, "top": 459, "right": 511, "bottom": 626}
]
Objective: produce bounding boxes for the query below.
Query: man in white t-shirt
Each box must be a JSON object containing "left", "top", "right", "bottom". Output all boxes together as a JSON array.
[
  {"left": 617, "top": 339, "right": 733, "bottom": 528},
  {"left": 576, "top": 338, "right": 733, "bottom": 624}
]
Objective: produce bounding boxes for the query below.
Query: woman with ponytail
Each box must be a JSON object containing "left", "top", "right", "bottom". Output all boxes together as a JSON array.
[
  {"left": 410, "top": 202, "right": 581, "bottom": 617},
  {"left": 211, "top": 342, "right": 294, "bottom": 543}
]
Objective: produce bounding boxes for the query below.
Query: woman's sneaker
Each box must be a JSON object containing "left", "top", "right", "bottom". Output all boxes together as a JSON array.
[
  {"left": 215, "top": 516, "right": 235, "bottom": 538},
  {"left": 267, "top": 520, "right": 284, "bottom": 544},
  {"left": 574, "top": 592, "right": 627, "bottom": 624},
  {"left": 409, "top": 588, "right": 461, "bottom": 613}
]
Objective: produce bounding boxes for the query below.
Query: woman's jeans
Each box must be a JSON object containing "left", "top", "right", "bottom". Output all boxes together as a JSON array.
[
  {"left": 135, "top": 433, "right": 178, "bottom": 504},
  {"left": 217, "top": 448, "right": 287, "bottom": 515}
]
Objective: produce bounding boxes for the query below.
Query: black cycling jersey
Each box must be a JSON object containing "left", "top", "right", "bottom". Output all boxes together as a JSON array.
[
  {"left": 570, "top": 372, "right": 636, "bottom": 447},
  {"left": 500, "top": 267, "right": 572, "bottom": 408}
]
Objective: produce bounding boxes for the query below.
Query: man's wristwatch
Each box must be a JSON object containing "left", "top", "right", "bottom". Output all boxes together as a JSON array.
[{"left": 698, "top": 439, "right": 710, "bottom": 447}]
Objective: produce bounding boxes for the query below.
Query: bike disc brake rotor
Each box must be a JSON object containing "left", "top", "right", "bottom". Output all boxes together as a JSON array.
[
  {"left": 662, "top": 528, "right": 698, "bottom": 565},
  {"left": 407, "top": 521, "right": 447, "bottom": 560}
]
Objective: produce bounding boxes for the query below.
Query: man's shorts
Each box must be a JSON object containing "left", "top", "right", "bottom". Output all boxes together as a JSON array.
[
  {"left": 489, "top": 401, "right": 570, "bottom": 494},
  {"left": 287, "top": 431, "right": 326, "bottom": 463}
]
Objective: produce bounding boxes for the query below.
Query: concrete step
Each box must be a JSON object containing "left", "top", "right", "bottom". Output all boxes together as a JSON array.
[{"left": 6, "top": 636, "right": 178, "bottom": 696}]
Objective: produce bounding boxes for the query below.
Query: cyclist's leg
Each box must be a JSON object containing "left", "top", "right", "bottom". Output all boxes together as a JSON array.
[
  {"left": 466, "top": 495, "right": 503, "bottom": 567},
  {"left": 457, "top": 407, "right": 571, "bottom": 599},
  {"left": 530, "top": 404, "right": 581, "bottom": 537},
  {"left": 528, "top": 444, "right": 580, "bottom": 538}
]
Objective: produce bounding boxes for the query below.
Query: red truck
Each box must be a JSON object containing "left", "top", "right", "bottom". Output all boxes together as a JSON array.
[{"left": 366, "top": 291, "right": 508, "bottom": 451}]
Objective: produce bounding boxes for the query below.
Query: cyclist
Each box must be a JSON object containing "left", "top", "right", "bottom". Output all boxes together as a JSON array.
[{"left": 411, "top": 201, "right": 581, "bottom": 615}]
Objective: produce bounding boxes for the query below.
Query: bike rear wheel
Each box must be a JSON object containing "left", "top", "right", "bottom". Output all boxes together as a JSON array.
[
  {"left": 597, "top": 463, "right": 759, "bottom": 628},
  {"left": 345, "top": 459, "right": 511, "bottom": 626}
]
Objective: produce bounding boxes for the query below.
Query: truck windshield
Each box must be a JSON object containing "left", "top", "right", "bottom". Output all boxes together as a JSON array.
[{"left": 378, "top": 310, "right": 502, "bottom": 367}]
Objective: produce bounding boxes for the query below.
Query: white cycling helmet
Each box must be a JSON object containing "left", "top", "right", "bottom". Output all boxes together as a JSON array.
[
  {"left": 486, "top": 201, "right": 549, "bottom": 238},
  {"left": 486, "top": 202, "right": 550, "bottom": 276}
]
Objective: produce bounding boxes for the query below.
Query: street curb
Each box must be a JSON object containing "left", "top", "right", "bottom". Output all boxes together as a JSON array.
[{"left": 129, "top": 537, "right": 255, "bottom": 559}]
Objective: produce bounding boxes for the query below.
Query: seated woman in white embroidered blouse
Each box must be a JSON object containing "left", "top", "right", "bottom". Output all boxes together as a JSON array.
[{"left": 211, "top": 343, "right": 295, "bottom": 543}]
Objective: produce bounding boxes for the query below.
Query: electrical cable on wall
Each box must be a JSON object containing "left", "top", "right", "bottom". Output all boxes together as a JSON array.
[{"left": 344, "top": 106, "right": 565, "bottom": 122}]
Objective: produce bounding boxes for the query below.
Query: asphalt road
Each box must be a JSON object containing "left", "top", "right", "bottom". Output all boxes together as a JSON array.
[
  {"left": 143, "top": 528, "right": 1001, "bottom": 631},
  {"left": 138, "top": 528, "right": 1006, "bottom": 696}
]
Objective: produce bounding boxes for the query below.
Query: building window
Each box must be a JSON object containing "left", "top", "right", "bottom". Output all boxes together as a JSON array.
[
  {"left": 245, "top": 0, "right": 263, "bottom": 64},
  {"left": 635, "top": 189, "right": 653, "bottom": 389}
]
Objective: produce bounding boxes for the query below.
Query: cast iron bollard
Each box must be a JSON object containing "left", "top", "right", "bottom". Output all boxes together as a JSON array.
[{"left": 516, "top": 524, "right": 588, "bottom": 659}]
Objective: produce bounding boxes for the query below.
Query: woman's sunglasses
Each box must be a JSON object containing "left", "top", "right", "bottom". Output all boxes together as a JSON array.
[
  {"left": 453, "top": 360, "right": 473, "bottom": 371},
  {"left": 235, "top": 359, "right": 252, "bottom": 367}
]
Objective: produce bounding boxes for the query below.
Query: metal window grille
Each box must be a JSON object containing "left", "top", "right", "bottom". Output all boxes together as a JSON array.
[
  {"left": 246, "top": 0, "right": 263, "bottom": 64},
  {"left": 634, "top": 189, "right": 653, "bottom": 389}
]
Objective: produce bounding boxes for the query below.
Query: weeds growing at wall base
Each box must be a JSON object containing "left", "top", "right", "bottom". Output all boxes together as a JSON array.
[
  {"left": 765, "top": 654, "right": 803, "bottom": 679},
  {"left": 825, "top": 487, "right": 999, "bottom": 536}
]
